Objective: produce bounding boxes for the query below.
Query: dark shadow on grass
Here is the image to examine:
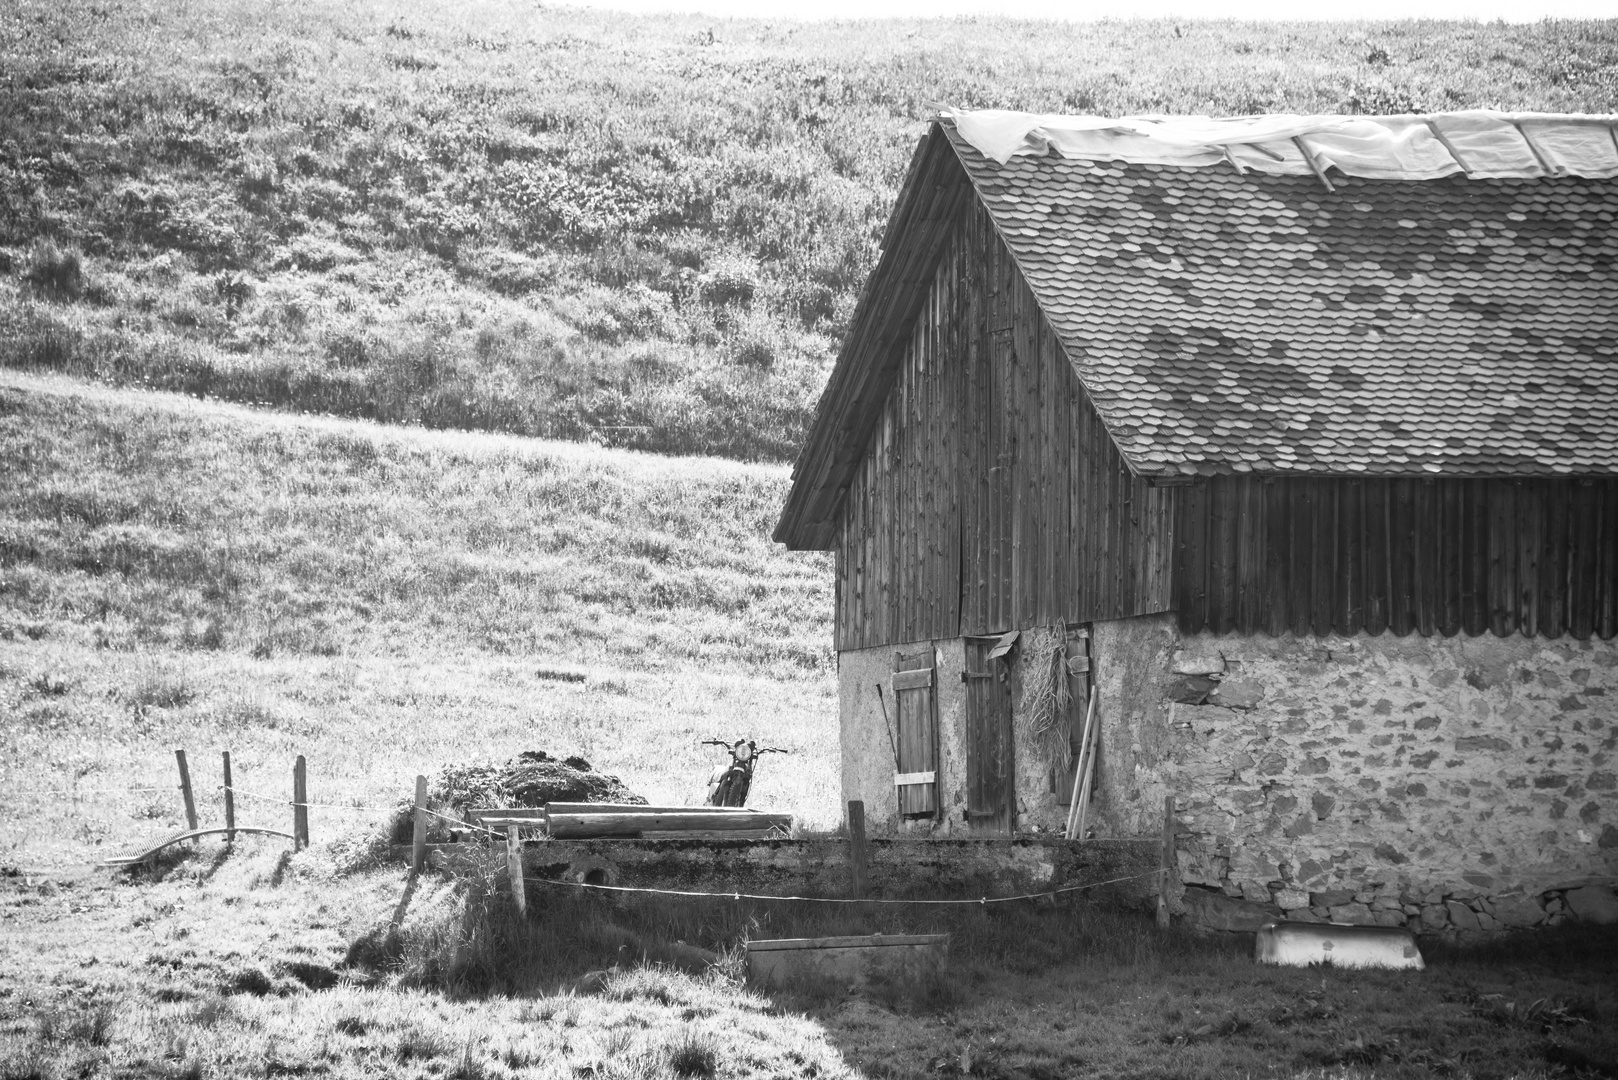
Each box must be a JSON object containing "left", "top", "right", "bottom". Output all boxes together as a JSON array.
[
  {"left": 266, "top": 850, "right": 292, "bottom": 887},
  {"left": 121, "top": 841, "right": 196, "bottom": 884},
  {"left": 195, "top": 842, "right": 233, "bottom": 883}
]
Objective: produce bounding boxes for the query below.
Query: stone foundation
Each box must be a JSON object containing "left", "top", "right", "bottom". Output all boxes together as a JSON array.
[
  {"left": 833, "top": 615, "right": 1616, "bottom": 932},
  {"left": 1091, "top": 615, "right": 1618, "bottom": 933}
]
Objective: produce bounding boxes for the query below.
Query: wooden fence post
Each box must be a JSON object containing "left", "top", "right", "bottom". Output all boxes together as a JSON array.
[
  {"left": 847, "top": 800, "right": 868, "bottom": 900},
  {"left": 175, "top": 749, "right": 199, "bottom": 831},
  {"left": 411, "top": 775, "right": 428, "bottom": 874},
  {"left": 506, "top": 824, "right": 527, "bottom": 918},
  {"left": 1157, "top": 794, "right": 1175, "bottom": 930},
  {"left": 292, "top": 755, "right": 309, "bottom": 850},
  {"left": 222, "top": 751, "right": 235, "bottom": 845}
]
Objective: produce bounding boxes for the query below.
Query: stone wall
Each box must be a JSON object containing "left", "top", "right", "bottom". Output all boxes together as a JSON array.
[{"left": 1092, "top": 613, "right": 1618, "bottom": 935}]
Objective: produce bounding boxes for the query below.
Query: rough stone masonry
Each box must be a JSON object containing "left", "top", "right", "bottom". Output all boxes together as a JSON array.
[{"left": 1093, "top": 614, "right": 1618, "bottom": 935}]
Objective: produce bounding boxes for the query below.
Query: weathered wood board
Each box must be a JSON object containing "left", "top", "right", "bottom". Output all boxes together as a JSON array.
[{"left": 746, "top": 933, "right": 948, "bottom": 990}]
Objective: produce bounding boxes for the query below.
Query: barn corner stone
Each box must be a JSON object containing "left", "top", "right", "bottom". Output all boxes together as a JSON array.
[{"left": 1565, "top": 885, "right": 1618, "bottom": 925}]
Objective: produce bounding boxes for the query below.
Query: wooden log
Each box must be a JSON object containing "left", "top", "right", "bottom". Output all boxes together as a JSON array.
[
  {"left": 476, "top": 816, "right": 553, "bottom": 831},
  {"left": 637, "top": 829, "right": 786, "bottom": 840},
  {"left": 848, "top": 800, "right": 868, "bottom": 900},
  {"left": 1157, "top": 795, "right": 1175, "bottom": 930},
  {"left": 540, "top": 803, "right": 756, "bottom": 816},
  {"left": 411, "top": 775, "right": 428, "bottom": 875},
  {"left": 175, "top": 749, "right": 198, "bottom": 831},
  {"left": 222, "top": 751, "right": 235, "bottom": 845},
  {"left": 1064, "top": 687, "right": 1098, "bottom": 840},
  {"left": 545, "top": 811, "right": 793, "bottom": 839},
  {"left": 1073, "top": 694, "right": 1102, "bottom": 841},
  {"left": 292, "top": 755, "right": 309, "bottom": 850},
  {"left": 506, "top": 825, "right": 526, "bottom": 918}
]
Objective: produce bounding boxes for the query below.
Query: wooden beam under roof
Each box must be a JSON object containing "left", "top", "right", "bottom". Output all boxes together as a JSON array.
[{"left": 775, "top": 123, "right": 972, "bottom": 551}]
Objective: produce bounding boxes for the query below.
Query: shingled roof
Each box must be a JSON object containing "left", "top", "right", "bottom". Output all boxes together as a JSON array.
[
  {"left": 946, "top": 115, "right": 1618, "bottom": 479},
  {"left": 776, "top": 111, "right": 1618, "bottom": 549}
]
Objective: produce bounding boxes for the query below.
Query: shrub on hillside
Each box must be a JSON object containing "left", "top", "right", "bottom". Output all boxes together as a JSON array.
[{"left": 22, "top": 242, "right": 83, "bottom": 302}]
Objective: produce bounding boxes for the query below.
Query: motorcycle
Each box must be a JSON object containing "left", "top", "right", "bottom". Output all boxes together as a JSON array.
[{"left": 702, "top": 738, "right": 788, "bottom": 807}]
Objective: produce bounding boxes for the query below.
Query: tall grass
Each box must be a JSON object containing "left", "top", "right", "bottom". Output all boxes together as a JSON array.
[{"left": 2, "top": 1, "right": 1615, "bottom": 459}]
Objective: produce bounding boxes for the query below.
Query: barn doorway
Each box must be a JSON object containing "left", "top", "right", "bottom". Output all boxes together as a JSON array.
[{"left": 963, "top": 636, "right": 1013, "bottom": 833}]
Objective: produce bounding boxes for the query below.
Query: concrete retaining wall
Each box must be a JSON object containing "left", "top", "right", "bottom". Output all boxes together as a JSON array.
[{"left": 420, "top": 836, "right": 1161, "bottom": 910}]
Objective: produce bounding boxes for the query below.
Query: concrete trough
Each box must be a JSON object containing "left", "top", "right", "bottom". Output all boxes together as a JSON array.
[
  {"left": 745, "top": 933, "right": 948, "bottom": 990},
  {"left": 1256, "top": 921, "right": 1425, "bottom": 970}
]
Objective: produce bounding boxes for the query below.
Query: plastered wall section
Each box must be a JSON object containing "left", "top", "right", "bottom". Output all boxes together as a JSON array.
[
  {"left": 1095, "top": 613, "right": 1618, "bottom": 899},
  {"left": 840, "top": 632, "right": 1096, "bottom": 836},
  {"left": 838, "top": 639, "right": 968, "bottom": 835}
]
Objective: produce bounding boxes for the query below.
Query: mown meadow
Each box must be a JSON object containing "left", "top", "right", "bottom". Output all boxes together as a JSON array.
[
  {"left": 3, "top": 0, "right": 1616, "bottom": 459},
  {"left": 0, "top": 370, "right": 837, "bottom": 870}
]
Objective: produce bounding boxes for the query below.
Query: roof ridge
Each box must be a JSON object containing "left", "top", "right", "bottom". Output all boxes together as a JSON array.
[{"left": 941, "top": 107, "right": 1618, "bottom": 182}]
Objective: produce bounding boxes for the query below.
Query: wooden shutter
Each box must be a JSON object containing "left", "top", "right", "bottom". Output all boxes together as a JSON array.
[{"left": 893, "top": 651, "right": 938, "bottom": 817}]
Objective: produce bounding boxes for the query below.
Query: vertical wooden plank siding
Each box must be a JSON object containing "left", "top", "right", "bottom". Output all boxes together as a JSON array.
[
  {"left": 1285, "top": 480, "right": 1313, "bottom": 632},
  {"left": 1568, "top": 482, "right": 1597, "bottom": 640},
  {"left": 1540, "top": 482, "right": 1567, "bottom": 640},
  {"left": 1361, "top": 480, "right": 1389, "bottom": 636},
  {"left": 1437, "top": 480, "right": 1462, "bottom": 636},
  {"left": 833, "top": 199, "right": 1176, "bottom": 651},
  {"left": 1462, "top": 482, "right": 1489, "bottom": 636},
  {"left": 1310, "top": 479, "right": 1336, "bottom": 637},
  {"left": 1405, "top": 479, "right": 1431, "bottom": 637},
  {"left": 1339, "top": 480, "right": 1364, "bottom": 636},
  {"left": 1174, "top": 477, "right": 1618, "bottom": 640},
  {"left": 1600, "top": 482, "right": 1618, "bottom": 639}
]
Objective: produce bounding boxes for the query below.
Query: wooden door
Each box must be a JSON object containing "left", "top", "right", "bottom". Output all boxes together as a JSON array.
[
  {"left": 963, "top": 637, "right": 1013, "bottom": 833},
  {"left": 893, "top": 650, "right": 938, "bottom": 817}
]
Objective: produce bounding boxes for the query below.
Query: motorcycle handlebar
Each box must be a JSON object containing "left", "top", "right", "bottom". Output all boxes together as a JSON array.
[{"left": 701, "top": 739, "right": 790, "bottom": 754}]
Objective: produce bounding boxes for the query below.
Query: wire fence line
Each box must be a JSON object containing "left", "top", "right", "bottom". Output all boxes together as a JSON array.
[
  {"left": 28, "top": 785, "right": 169, "bottom": 797},
  {"left": 20, "top": 771, "right": 1167, "bottom": 910},
  {"left": 514, "top": 867, "right": 1167, "bottom": 906},
  {"left": 219, "top": 784, "right": 398, "bottom": 813}
]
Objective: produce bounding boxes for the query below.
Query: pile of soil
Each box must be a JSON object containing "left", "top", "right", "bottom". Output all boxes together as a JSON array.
[
  {"left": 437, "top": 750, "right": 647, "bottom": 812},
  {"left": 387, "top": 750, "right": 646, "bottom": 845}
]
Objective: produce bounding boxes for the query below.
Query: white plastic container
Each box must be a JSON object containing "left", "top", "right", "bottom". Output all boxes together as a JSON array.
[{"left": 1255, "top": 921, "right": 1425, "bottom": 970}]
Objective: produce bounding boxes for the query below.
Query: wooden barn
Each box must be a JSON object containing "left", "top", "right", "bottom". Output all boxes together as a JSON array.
[{"left": 776, "top": 110, "right": 1618, "bottom": 930}]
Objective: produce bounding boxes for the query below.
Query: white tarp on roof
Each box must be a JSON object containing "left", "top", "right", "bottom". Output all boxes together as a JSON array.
[{"left": 946, "top": 108, "right": 1618, "bottom": 180}]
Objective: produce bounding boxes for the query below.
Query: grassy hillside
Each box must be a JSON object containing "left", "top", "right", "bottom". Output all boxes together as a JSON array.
[
  {"left": 2, "top": 2, "right": 1615, "bottom": 460},
  {"left": 0, "top": 371, "right": 836, "bottom": 867}
]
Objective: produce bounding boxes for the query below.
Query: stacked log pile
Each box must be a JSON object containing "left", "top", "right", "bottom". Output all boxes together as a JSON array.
[{"left": 473, "top": 803, "right": 792, "bottom": 840}]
